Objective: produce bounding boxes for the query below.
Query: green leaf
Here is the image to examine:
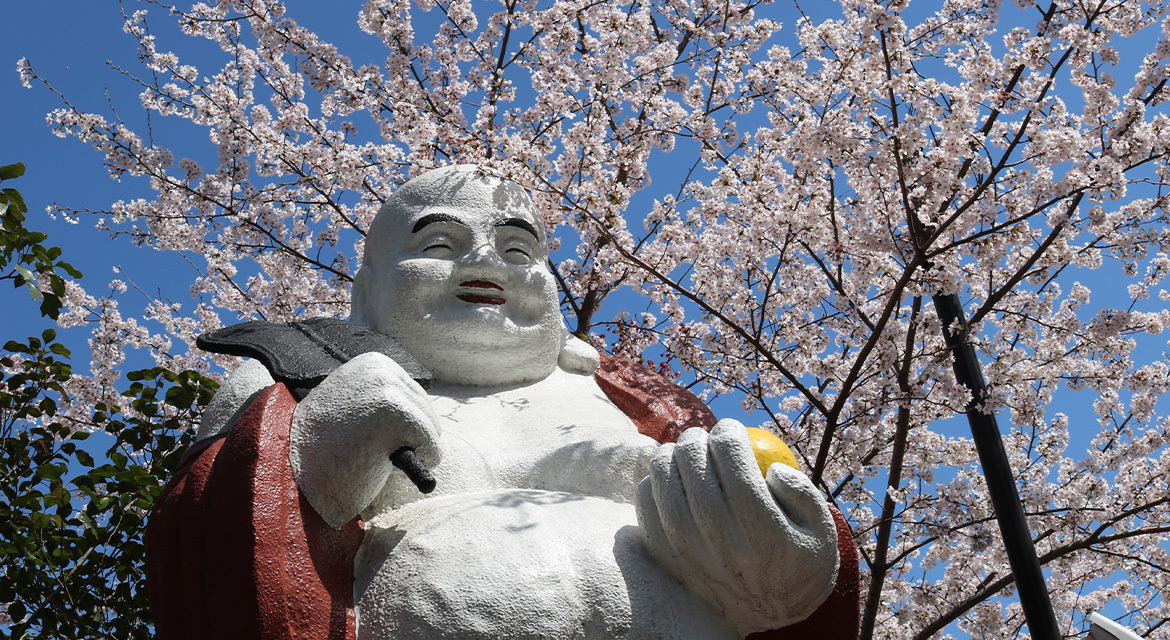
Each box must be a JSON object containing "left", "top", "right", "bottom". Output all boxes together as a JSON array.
[
  {"left": 50, "top": 273, "right": 66, "bottom": 296},
  {"left": 14, "top": 265, "right": 43, "bottom": 302},
  {"left": 165, "top": 385, "right": 195, "bottom": 409},
  {"left": 39, "top": 293, "right": 63, "bottom": 320},
  {"left": 75, "top": 450, "right": 94, "bottom": 467},
  {"left": 4, "top": 188, "right": 27, "bottom": 214},
  {"left": 0, "top": 162, "right": 26, "bottom": 180},
  {"left": 60, "top": 261, "right": 82, "bottom": 278},
  {"left": 13, "top": 264, "right": 35, "bottom": 284},
  {"left": 37, "top": 397, "right": 58, "bottom": 416},
  {"left": 36, "top": 463, "right": 66, "bottom": 483}
]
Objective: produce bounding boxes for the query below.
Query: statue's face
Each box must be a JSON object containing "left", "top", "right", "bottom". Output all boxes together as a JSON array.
[
  {"left": 387, "top": 196, "right": 555, "bottom": 332},
  {"left": 355, "top": 167, "right": 564, "bottom": 386}
]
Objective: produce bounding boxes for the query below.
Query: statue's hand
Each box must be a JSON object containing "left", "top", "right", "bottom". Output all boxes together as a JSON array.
[
  {"left": 290, "top": 352, "right": 441, "bottom": 528},
  {"left": 635, "top": 420, "right": 840, "bottom": 636}
]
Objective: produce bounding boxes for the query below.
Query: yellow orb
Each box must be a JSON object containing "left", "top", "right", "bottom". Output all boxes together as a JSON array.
[{"left": 746, "top": 427, "right": 800, "bottom": 476}]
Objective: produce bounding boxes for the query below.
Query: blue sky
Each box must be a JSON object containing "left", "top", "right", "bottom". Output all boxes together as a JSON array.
[
  {"left": 6, "top": 1, "right": 1170, "bottom": 636},
  {"left": 6, "top": 0, "right": 1165, "bottom": 482},
  {"left": 4, "top": 3, "right": 243, "bottom": 355}
]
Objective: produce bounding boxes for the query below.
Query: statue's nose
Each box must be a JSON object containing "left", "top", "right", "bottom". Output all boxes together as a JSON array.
[{"left": 459, "top": 242, "right": 509, "bottom": 272}]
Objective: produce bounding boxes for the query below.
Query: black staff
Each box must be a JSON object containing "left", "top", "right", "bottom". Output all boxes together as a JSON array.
[{"left": 932, "top": 293, "right": 1060, "bottom": 640}]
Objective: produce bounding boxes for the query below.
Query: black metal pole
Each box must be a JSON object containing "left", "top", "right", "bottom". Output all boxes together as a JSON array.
[{"left": 932, "top": 293, "right": 1060, "bottom": 640}]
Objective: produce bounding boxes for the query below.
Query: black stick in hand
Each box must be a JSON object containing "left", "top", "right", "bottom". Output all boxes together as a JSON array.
[{"left": 390, "top": 446, "right": 437, "bottom": 494}]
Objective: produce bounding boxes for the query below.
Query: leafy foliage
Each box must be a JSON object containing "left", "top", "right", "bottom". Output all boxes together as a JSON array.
[
  {"left": 0, "top": 172, "right": 217, "bottom": 638},
  {"left": 0, "top": 163, "right": 81, "bottom": 321}
]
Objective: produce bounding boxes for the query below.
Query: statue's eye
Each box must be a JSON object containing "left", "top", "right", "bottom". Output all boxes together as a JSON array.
[
  {"left": 498, "top": 230, "right": 539, "bottom": 264},
  {"left": 503, "top": 246, "right": 533, "bottom": 264},
  {"left": 422, "top": 241, "right": 453, "bottom": 256}
]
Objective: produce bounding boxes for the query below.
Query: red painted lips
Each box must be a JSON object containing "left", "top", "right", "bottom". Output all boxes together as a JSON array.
[{"left": 457, "top": 280, "right": 505, "bottom": 305}]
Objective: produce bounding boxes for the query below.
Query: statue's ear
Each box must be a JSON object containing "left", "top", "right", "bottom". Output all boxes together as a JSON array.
[
  {"left": 558, "top": 332, "right": 600, "bottom": 375},
  {"left": 349, "top": 267, "right": 372, "bottom": 326}
]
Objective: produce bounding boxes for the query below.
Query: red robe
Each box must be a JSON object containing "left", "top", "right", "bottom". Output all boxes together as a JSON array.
[{"left": 146, "top": 355, "right": 859, "bottom": 639}]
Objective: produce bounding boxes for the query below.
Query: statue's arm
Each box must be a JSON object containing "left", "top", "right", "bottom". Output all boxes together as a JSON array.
[
  {"left": 290, "top": 352, "right": 441, "bottom": 529},
  {"left": 597, "top": 355, "right": 860, "bottom": 638}
]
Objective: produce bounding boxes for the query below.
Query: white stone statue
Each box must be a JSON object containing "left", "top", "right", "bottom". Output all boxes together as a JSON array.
[{"left": 195, "top": 165, "right": 849, "bottom": 639}]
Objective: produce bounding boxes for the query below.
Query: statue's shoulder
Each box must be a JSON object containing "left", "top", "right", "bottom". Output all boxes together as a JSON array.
[
  {"left": 197, "top": 318, "right": 431, "bottom": 399},
  {"left": 195, "top": 318, "right": 433, "bottom": 441}
]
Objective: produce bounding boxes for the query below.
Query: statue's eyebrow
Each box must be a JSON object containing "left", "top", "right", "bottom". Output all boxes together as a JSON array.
[
  {"left": 495, "top": 218, "right": 540, "bottom": 240},
  {"left": 412, "top": 213, "right": 466, "bottom": 233}
]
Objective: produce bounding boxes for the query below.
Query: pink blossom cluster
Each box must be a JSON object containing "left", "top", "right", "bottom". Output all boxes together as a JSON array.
[{"left": 19, "top": 0, "right": 1170, "bottom": 636}]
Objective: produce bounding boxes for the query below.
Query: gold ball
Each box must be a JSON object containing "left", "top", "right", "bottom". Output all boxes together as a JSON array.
[{"left": 746, "top": 427, "right": 800, "bottom": 476}]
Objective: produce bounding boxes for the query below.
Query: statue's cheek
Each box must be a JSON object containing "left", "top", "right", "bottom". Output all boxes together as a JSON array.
[
  {"left": 392, "top": 259, "right": 455, "bottom": 294},
  {"left": 510, "top": 270, "right": 559, "bottom": 319},
  {"left": 395, "top": 257, "right": 452, "bottom": 277}
]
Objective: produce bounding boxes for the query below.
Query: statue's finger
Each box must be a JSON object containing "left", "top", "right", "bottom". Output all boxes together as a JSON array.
[
  {"left": 707, "top": 420, "right": 783, "bottom": 537},
  {"left": 765, "top": 463, "right": 837, "bottom": 541},
  {"left": 635, "top": 476, "right": 672, "bottom": 566},
  {"left": 647, "top": 442, "right": 708, "bottom": 572},
  {"left": 673, "top": 427, "right": 746, "bottom": 555}
]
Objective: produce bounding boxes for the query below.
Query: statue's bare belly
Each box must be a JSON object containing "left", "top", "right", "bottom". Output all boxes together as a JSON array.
[{"left": 354, "top": 489, "right": 737, "bottom": 640}]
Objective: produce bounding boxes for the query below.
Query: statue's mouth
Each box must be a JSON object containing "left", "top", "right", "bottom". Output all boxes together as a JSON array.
[{"left": 457, "top": 280, "right": 505, "bottom": 305}]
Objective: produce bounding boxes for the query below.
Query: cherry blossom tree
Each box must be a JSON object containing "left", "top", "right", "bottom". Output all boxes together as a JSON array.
[{"left": 15, "top": 0, "right": 1170, "bottom": 636}]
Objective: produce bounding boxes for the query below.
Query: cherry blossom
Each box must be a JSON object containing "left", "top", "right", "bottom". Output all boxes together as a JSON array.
[{"left": 19, "top": 0, "right": 1170, "bottom": 636}]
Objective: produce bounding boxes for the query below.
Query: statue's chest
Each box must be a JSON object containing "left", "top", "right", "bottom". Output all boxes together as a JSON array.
[{"left": 426, "top": 370, "right": 657, "bottom": 501}]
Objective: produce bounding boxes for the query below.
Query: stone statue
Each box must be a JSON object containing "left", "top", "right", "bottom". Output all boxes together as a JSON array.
[{"left": 145, "top": 165, "right": 860, "bottom": 639}]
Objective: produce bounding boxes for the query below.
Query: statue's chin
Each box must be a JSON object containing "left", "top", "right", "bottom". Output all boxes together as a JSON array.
[
  {"left": 422, "top": 348, "right": 558, "bottom": 388},
  {"left": 388, "top": 314, "right": 563, "bottom": 388}
]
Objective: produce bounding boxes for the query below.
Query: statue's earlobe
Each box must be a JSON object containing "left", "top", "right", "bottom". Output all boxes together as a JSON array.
[
  {"left": 350, "top": 267, "right": 371, "bottom": 326},
  {"left": 558, "top": 332, "right": 600, "bottom": 375}
]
